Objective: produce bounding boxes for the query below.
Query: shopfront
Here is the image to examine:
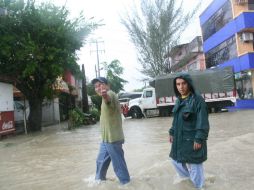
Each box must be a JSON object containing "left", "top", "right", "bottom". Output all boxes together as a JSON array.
[
  {"left": 234, "top": 69, "right": 254, "bottom": 108},
  {"left": 235, "top": 70, "right": 254, "bottom": 99}
]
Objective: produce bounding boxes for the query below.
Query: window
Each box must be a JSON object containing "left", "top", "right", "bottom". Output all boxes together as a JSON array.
[
  {"left": 205, "top": 36, "right": 237, "bottom": 68},
  {"left": 118, "top": 92, "right": 142, "bottom": 100},
  {"left": 129, "top": 93, "right": 142, "bottom": 99},
  {"left": 144, "top": 90, "right": 153, "bottom": 98},
  {"left": 249, "top": 0, "right": 254, "bottom": 10},
  {"left": 14, "top": 101, "right": 24, "bottom": 110},
  {"left": 202, "top": 0, "right": 233, "bottom": 41}
]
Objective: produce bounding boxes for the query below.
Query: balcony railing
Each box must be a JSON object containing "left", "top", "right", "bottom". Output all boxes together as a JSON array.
[{"left": 235, "top": 0, "right": 248, "bottom": 4}]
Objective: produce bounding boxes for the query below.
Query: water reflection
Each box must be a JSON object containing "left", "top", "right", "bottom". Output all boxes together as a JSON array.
[{"left": 0, "top": 110, "right": 254, "bottom": 190}]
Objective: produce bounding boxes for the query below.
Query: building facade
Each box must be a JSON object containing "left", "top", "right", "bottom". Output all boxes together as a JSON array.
[
  {"left": 200, "top": 0, "right": 254, "bottom": 107},
  {"left": 167, "top": 36, "right": 206, "bottom": 72},
  {"left": 12, "top": 69, "right": 79, "bottom": 128}
]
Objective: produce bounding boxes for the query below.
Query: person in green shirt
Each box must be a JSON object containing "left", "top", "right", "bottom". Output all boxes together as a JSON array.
[{"left": 91, "top": 77, "right": 130, "bottom": 185}]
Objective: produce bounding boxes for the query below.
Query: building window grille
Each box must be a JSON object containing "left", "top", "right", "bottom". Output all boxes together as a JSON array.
[
  {"left": 235, "top": 0, "right": 248, "bottom": 4},
  {"left": 202, "top": 0, "right": 233, "bottom": 41},
  {"left": 205, "top": 36, "right": 237, "bottom": 68}
]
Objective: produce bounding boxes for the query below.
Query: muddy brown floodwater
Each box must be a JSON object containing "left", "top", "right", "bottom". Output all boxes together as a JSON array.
[{"left": 0, "top": 110, "right": 254, "bottom": 190}]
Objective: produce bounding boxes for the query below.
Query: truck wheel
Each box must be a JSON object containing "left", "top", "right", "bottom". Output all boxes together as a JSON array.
[{"left": 131, "top": 107, "right": 142, "bottom": 119}]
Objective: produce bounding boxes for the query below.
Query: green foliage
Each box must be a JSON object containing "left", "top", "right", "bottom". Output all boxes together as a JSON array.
[
  {"left": 0, "top": 0, "right": 99, "bottom": 131},
  {"left": 91, "top": 95, "right": 102, "bottom": 111},
  {"left": 87, "top": 60, "right": 127, "bottom": 110},
  {"left": 87, "top": 83, "right": 96, "bottom": 96},
  {"left": 121, "top": 0, "right": 199, "bottom": 77},
  {"left": 68, "top": 107, "right": 97, "bottom": 130},
  {"left": 68, "top": 108, "right": 84, "bottom": 129},
  {"left": 103, "top": 59, "right": 128, "bottom": 93},
  {"left": 89, "top": 107, "right": 100, "bottom": 121}
]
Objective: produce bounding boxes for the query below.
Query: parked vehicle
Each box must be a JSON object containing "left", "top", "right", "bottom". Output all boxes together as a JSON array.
[
  {"left": 124, "top": 67, "right": 237, "bottom": 118},
  {"left": 118, "top": 92, "right": 142, "bottom": 116},
  {"left": 118, "top": 92, "right": 143, "bottom": 101},
  {"left": 14, "top": 101, "right": 29, "bottom": 123}
]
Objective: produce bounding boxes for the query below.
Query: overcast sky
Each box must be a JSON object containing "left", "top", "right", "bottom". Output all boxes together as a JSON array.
[{"left": 50, "top": 0, "right": 213, "bottom": 91}]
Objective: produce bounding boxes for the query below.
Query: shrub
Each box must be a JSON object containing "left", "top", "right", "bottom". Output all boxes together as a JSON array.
[
  {"left": 91, "top": 95, "right": 102, "bottom": 110},
  {"left": 68, "top": 108, "right": 84, "bottom": 129},
  {"left": 68, "top": 107, "right": 99, "bottom": 130},
  {"left": 89, "top": 107, "right": 100, "bottom": 121}
]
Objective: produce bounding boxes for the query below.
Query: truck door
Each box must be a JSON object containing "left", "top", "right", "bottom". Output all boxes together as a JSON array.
[{"left": 142, "top": 89, "right": 157, "bottom": 109}]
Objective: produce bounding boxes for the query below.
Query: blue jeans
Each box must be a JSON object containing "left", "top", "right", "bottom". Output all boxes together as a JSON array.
[
  {"left": 172, "top": 160, "right": 205, "bottom": 188},
  {"left": 95, "top": 141, "right": 130, "bottom": 184}
]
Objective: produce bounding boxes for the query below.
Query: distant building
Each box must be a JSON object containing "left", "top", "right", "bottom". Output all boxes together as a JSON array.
[
  {"left": 166, "top": 36, "right": 206, "bottom": 73},
  {"left": 200, "top": 0, "right": 254, "bottom": 108}
]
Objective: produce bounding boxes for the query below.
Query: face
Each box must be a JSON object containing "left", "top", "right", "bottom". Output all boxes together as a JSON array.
[
  {"left": 94, "top": 82, "right": 108, "bottom": 96},
  {"left": 175, "top": 78, "right": 190, "bottom": 96}
]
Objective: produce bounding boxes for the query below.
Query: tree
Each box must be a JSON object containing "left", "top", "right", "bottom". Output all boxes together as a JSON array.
[
  {"left": 103, "top": 59, "right": 127, "bottom": 93},
  {"left": 0, "top": 0, "right": 98, "bottom": 131},
  {"left": 121, "top": 0, "right": 199, "bottom": 78}
]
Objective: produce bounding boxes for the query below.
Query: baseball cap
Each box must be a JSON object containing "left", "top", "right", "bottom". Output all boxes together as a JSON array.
[{"left": 91, "top": 77, "right": 108, "bottom": 85}]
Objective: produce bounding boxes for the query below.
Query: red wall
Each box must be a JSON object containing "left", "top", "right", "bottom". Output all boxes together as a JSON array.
[
  {"left": 0, "top": 111, "right": 15, "bottom": 135},
  {"left": 64, "top": 70, "right": 75, "bottom": 87}
]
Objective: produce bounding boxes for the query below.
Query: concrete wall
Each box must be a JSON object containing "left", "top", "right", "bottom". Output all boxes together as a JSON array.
[
  {"left": 231, "top": 0, "right": 250, "bottom": 18},
  {"left": 42, "top": 98, "right": 60, "bottom": 126},
  {"left": 236, "top": 32, "right": 254, "bottom": 56},
  {"left": 0, "top": 82, "right": 14, "bottom": 112}
]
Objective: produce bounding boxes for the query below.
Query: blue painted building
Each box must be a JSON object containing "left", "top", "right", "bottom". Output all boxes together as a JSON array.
[{"left": 200, "top": 0, "right": 254, "bottom": 108}]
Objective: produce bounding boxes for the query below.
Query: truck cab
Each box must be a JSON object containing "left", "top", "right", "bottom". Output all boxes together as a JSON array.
[
  {"left": 124, "top": 87, "right": 163, "bottom": 118},
  {"left": 141, "top": 88, "right": 157, "bottom": 110}
]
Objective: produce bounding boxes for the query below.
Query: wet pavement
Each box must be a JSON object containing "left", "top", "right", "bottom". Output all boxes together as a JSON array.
[{"left": 0, "top": 110, "right": 254, "bottom": 190}]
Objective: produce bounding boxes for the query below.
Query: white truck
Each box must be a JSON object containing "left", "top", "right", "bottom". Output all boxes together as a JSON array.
[{"left": 122, "top": 67, "right": 237, "bottom": 118}]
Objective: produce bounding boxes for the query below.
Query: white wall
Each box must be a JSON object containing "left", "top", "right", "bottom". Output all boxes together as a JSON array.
[
  {"left": 41, "top": 98, "right": 60, "bottom": 125},
  {"left": 0, "top": 82, "right": 14, "bottom": 112}
]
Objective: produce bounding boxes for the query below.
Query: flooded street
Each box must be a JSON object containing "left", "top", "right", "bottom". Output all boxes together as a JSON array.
[{"left": 0, "top": 110, "right": 254, "bottom": 190}]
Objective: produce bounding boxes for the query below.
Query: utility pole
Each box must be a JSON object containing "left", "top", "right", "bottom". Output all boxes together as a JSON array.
[
  {"left": 90, "top": 40, "right": 105, "bottom": 77},
  {"left": 82, "top": 64, "right": 89, "bottom": 113},
  {"left": 95, "top": 65, "right": 97, "bottom": 78}
]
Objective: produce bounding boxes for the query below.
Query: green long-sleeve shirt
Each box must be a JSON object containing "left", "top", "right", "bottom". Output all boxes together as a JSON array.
[{"left": 100, "top": 90, "right": 124, "bottom": 143}]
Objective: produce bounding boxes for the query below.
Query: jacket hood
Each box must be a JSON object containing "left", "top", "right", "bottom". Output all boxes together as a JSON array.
[{"left": 173, "top": 73, "right": 196, "bottom": 97}]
